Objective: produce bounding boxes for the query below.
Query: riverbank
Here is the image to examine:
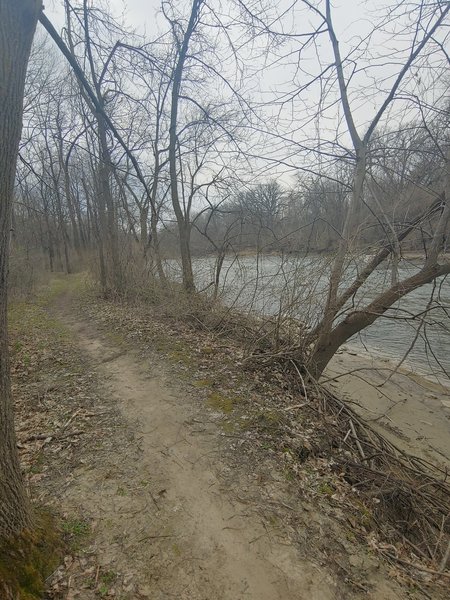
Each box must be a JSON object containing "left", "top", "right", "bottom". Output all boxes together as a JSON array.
[
  {"left": 77, "top": 274, "right": 449, "bottom": 590},
  {"left": 326, "top": 349, "right": 450, "bottom": 469},
  {"left": 8, "top": 274, "right": 450, "bottom": 598},
  {"left": 7, "top": 274, "right": 427, "bottom": 599}
]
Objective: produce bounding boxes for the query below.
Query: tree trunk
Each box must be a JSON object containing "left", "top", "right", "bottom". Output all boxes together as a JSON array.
[
  {"left": 315, "top": 147, "right": 366, "bottom": 347},
  {"left": 147, "top": 160, "right": 166, "bottom": 283},
  {"left": 150, "top": 218, "right": 166, "bottom": 282},
  {"left": 91, "top": 170, "right": 108, "bottom": 295},
  {"left": 168, "top": 0, "right": 202, "bottom": 293},
  {"left": 62, "top": 155, "right": 82, "bottom": 259},
  {"left": 44, "top": 210, "right": 55, "bottom": 272},
  {"left": 140, "top": 206, "right": 149, "bottom": 249},
  {"left": 309, "top": 148, "right": 450, "bottom": 380},
  {"left": 97, "top": 115, "right": 122, "bottom": 293},
  {"left": 213, "top": 248, "right": 226, "bottom": 299},
  {"left": 178, "top": 221, "right": 195, "bottom": 292},
  {"left": 54, "top": 188, "right": 72, "bottom": 274},
  {"left": 308, "top": 262, "right": 450, "bottom": 379},
  {"left": 0, "top": 0, "right": 42, "bottom": 540}
]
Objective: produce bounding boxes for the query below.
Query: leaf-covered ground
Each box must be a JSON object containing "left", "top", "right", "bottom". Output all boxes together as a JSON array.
[{"left": 9, "top": 274, "right": 448, "bottom": 599}]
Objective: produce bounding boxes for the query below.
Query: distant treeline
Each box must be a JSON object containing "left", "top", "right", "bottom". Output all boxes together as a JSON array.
[{"left": 160, "top": 125, "right": 447, "bottom": 257}]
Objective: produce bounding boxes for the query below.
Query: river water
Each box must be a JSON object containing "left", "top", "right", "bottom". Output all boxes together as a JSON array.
[{"left": 167, "top": 255, "right": 450, "bottom": 378}]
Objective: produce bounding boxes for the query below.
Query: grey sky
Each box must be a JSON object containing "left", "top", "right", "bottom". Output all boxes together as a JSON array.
[
  {"left": 46, "top": 0, "right": 162, "bottom": 30},
  {"left": 41, "top": 1, "right": 448, "bottom": 184}
]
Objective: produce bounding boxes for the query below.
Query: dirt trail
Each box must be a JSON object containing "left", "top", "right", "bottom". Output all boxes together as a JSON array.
[{"left": 56, "top": 300, "right": 343, "bottom": 600}]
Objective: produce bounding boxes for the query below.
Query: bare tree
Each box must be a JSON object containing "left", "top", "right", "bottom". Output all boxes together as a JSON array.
[
  {"left": 165, "top": 0, "right": 204, "bottom": 291},
  {"left": 0, "top": 0, "right": 41, "bottom": 544},
  {"left": 300, "top": 0, "right": 450, "bottom": 377}
]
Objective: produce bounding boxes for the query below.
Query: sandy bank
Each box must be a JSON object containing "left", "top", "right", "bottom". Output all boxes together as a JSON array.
[{"left": 325, "top": 349, "right": 450, "bottom": 469}]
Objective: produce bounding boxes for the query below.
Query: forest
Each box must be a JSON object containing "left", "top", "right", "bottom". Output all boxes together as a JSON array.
[{"left": 1, "top": 0, "right": 450, "bottom": 598}]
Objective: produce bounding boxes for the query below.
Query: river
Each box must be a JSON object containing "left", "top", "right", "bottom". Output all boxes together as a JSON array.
[{"left": 166, "top": 254, "right": 450, "bottom": 379}]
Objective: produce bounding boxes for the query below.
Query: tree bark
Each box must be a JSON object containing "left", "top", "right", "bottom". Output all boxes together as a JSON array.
[
  {"left": 0, "top": 0, "right": 42, "bottom": 540},
  {"left": 58, "top": 130, "right": 82, "bottom": 259},
  {"left": 97, "top": 115, "right": 122, "bottom": 293},
  {"left": 168, "top": 0, "right": 203, "bottom": 293},
  {"left": 150, "top": 214, "right": 166, "bottom": 282}
]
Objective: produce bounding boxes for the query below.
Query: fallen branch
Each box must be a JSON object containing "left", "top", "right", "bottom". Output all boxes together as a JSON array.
[
  {"left": 349, "top": 418, "right": 366, "bottom": 461},
  {"left": 21, "top": 430, "right": 85, "bottom": 443},
  {"left": 440, "top": 540, "right": 450, "bottom": 572},
  {"left": 286, "top": 363, "right": 450, "bottom": 569},
  {"left": 383, "top": 551, "right": 450, "bottom": 579}
]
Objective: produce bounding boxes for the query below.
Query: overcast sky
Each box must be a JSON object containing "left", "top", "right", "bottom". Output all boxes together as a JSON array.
[
  {"left": 42, "top": 0, "right": 379, "bottom": 123},
  {"left": 41, "top": 1, "right": 448, "bottom": 184},
  {"left": 45, "top": 0, "right": 368, "bottom": 46},
  {"left": 46, "top": 0, "right": 163, "bottom": 31}
]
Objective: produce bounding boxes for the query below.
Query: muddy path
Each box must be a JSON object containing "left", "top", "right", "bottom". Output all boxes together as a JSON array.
[{"left": 53, "top": 295, "right": 343, "bottom": 600}]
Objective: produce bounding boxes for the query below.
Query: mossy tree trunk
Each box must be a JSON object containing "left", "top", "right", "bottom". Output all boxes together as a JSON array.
[{"left": 0, "top": 0, "right": 42, "bottom": 540}]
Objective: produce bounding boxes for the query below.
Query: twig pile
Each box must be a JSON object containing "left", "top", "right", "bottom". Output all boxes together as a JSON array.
[
  {"left": 222, "top": 310, "right": 450, "bottom": 574},
  {"left": 306, "top": 374, "right": 450, "bottom": 573}
]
